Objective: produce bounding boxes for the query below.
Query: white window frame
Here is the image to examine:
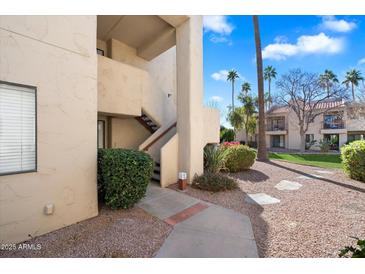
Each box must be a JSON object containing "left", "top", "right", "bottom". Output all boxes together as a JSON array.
[{"left": 0, "top": 81, "right": 37, "bottom": 176}]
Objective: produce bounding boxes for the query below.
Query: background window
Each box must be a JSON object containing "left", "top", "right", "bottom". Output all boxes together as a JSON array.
[
  {"left": 97, "top": 120, "right": 105, "bottom": 149},
  {"left": 0, "top": 82, "right": 36, "bottom": 175}
]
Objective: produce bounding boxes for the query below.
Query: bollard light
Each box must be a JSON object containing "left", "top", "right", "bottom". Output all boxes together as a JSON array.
[{"left": 178, "top": 172, "right": 187, "bottom": 190}]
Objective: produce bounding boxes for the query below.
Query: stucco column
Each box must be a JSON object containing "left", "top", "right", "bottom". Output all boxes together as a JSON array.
[{"left": 176, "top": 16, "right": 204, "bottom": 182}]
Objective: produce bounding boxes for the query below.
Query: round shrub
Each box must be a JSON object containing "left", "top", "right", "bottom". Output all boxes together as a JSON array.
[
  {"left": 98, "top": 148, "right": 154, "bottom": 209},
  {"left": 341, "top": 140, "right": 365, "bottom": 182},
  {"left": 224, "top": 144, "right": 257, "bottom": 172},
  {"left": 192, "top": 172, "right": 238, "bottom": 192}
]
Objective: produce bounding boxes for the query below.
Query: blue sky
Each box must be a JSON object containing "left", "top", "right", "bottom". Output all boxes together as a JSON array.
[{"left": 203, "top": 15, "right": 365, "bottom": 126}]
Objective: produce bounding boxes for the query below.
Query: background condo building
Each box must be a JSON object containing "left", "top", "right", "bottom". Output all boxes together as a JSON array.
[{"left": 237, "top": 99, "right": 365, "bottom": 151}]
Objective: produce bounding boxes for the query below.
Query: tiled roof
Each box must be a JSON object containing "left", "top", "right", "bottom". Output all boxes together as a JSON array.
[{"left": 267, "top": 99, "right": 345, "bottom": 114}]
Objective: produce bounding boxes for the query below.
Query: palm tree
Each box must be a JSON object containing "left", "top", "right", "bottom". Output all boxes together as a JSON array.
[
  {"left": 263, "top": 65, "right": 277, "bottom": 109},
  {"left": 319, "top": 69, "right": 338, "bottom": 96},
  {"left": 253, "top": 15, "right": 267, "bottom": 161},
  {"left": 227, "top": 70, "right": 240, "bottom": 111},
  {"left": 342, "top": 69, "right": 364, "bottom": 101},
  {"left": 241, "top": 82, "right": 251, "bottom": 96}
]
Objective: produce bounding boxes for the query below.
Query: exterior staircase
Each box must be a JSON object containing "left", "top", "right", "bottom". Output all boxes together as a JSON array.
[
  {"left": 152, "top": 161, "right": 161, "bottom": 183},
  {"left": 135, "top": 112, "right": 159, "bottom": 133}
]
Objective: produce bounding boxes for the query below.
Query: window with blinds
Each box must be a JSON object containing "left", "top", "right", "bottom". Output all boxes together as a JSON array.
[{"left": 0, "top": 82, "right": 36, "bottom": 175}]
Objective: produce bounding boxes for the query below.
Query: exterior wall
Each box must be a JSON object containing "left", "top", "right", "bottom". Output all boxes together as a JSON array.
[
  {"left": 203, "top": 107, "right": 220, "bottom": 144},
  {"left": 138, "top": 120, "right": 177, "bottom": 161},
  {"left": 0, "top": 16, "right": 98, "bottom": 243},
  {"left": 160, "top": 134, "right": 179, "bottom": 187},
  {"left": 97, "top": 55, "right": 146, "bottom": 116},
  {"left": 105, "top": 39, "right": 177, "bottom": 125},
  {"left": 287, "top": 111, "right": 323, "bottom": 150},
  {"left": 110, "top": 117, "right": 151, "bottom": 149},
  {"left": 176, "top": 16, "right": 205, "bottom": 182}
]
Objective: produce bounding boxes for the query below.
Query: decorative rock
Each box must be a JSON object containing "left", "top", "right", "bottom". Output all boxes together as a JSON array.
[
  {"left": 275, "top": 180, "right": 303, "bottom": 191},
  {"left": 297, "top": 175, "right": 312, "bottom": 180},
  {"left": 245, "top": 193, "right": 280, "bottom": 205},
  {"left": 315, "top": 170, "right": 334, "bottom": 175}
]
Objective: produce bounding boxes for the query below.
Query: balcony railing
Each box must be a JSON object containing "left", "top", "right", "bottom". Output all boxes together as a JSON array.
[
  {"left": 323, "top": 121, "right": 345, "bottom": 129},
  {"left": 266, "top": 124, "right": 286, "bottom": 131}
]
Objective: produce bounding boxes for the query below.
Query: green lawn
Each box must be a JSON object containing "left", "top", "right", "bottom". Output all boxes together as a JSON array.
[{"left": 269, "top": 152, "right": 343, "bottom": 169}]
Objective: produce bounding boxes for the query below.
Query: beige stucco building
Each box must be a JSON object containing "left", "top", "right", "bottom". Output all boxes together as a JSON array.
[
  {"left": 236, "top": 100, "right": 365, "bottom": 150},
  {"left": 0, "top": 16, "right": 220, "bottom": 244}
]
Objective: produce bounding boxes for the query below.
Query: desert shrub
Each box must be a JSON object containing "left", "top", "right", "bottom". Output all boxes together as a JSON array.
[
  {"left": 319, "top": 139, "right": 331, "bottom": 153},
  {"left": 192, "top": 172, "right": 238, "bottom": 192},
  {"left": 224, "top": 145, "right": 257, "bottom": 172},
  {"left": 98, "top": 148, "right": 154, "bottom": 209},
  {"left": 204, "top": 144, "right": 228, "bottom": 173},
  {"left": 341, "top": 140, "right": 365, "bottom": 182},
  {"left": 339, "top": 237, "right": 365, "bottom": 258}
]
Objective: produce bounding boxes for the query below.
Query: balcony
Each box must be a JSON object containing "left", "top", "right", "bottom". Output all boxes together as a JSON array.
[
  {"left": 266, "top": 124, "right": 286, "bottom": 131},
  {"left": 323, "top": 121, "right": 345, "bottom": 129},
  {"left": 321, "top": 120, "right": 346, "bottom": 134},
  {"left": 266, "top": 118, "right": 287, "bottom": 135}
]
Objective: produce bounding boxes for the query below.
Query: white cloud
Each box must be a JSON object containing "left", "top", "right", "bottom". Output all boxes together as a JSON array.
[
  {"left": 211, "top": 70, "right": 229, "bottom": 81},
  {"left": 211, "top": 70, "right": 243, "bottom": 81},
  {"left": 262, "top": 32, "right": 344, "bottom": 61},
  {"left": 209, "top": 35, "right": 229, "bottom": 44},
  {"left": 203, "top": 16, "right": 233, "bottom": 35},
  {"left": 320, "top": 16, "right": 357, "bottom": 33},
  {"left": 274, "top": 35, "right": 288, "bottom": 43},
  {"left": 358, "top": 58, "right": 365, "bottom": 65},
  {"left": 210, "top": 96, "right": 224, "bottom": 102}
]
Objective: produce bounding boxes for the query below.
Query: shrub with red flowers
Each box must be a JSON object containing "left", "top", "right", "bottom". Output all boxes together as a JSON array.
[{"left": 222, "top": 141, "right": 240, "bottom": 147}]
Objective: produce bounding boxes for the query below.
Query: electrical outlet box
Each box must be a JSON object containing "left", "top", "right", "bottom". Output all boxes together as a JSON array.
[{"left": 44, "top": 203, "right": 54, "bottom": 215}]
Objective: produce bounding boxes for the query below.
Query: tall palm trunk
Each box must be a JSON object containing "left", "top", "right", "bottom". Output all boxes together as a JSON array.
[
  {"left": 268, "top": 78, "right": 271, "bottom": 109},
  {"left": 253, "top": 15, "right": 268, "bottom": 161},
  {"left": 351, "top": 82, "right": 355, "bottom": 101},
  {"left": 232, "top": 80, "right": 235, "bottom": 111}
]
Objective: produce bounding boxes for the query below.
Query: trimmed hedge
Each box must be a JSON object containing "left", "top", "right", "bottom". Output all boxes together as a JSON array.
[
  {"left": 224, "top": 144, "right": 257, "bottom": 172},
  {"left": 98, "top": 148, "right": 154, "bottom": 209},
  {"left": 341, "top": 140, "right": 365, "bottom": 182},
  {"left": 192, "top": 172, "right": 238, "bottom": 192}
]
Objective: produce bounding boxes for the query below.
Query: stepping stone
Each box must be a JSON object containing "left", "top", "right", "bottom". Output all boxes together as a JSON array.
[
  {"left": 245, "top": 193, "right": 280, "bottom": 205},
  {"left": 297, "top": 175, "right": 312, "bottom": 180},
  {"left": 315, "top": 170, "right": 334, "bottom": 175},
  {"left": 275, "top": 180, "right": 302, "bottom": 191},
  {"left": 297, "top": 174, "right": 324, "bottom": 180}
]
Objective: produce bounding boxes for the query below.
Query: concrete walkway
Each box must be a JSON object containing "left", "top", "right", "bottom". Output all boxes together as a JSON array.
[{"left": 138, "top": 183, "right": 258, "bottom": 258}]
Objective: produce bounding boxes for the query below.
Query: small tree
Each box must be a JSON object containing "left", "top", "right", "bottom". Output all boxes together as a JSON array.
[
  {"left": 276, "top": 69, "right": 347, "bottom": 152},
  {"left": 238, "top": 92, "right": 257, "bottom": 143},
  {"left": 227, "top": 106, "right": 245, "bottom": 137}
]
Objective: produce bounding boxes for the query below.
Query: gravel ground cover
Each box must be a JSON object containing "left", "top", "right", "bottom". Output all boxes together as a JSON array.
[
  {"left": 170, "top": 160, "right": 365, "bottom": 258},
  {"left": 0, "top": 207, "right": 172, "bottom": 258}
]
